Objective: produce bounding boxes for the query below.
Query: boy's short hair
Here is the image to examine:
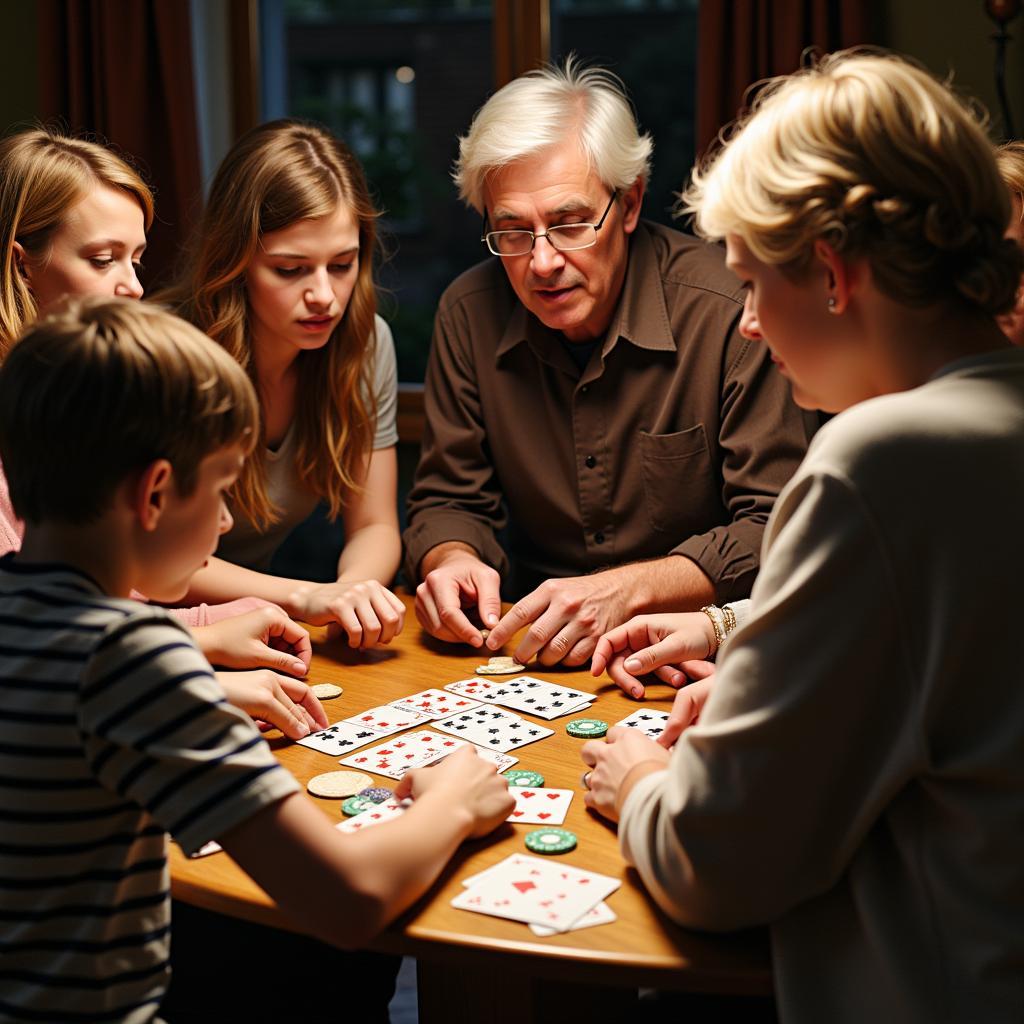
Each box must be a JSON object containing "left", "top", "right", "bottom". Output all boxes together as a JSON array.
[{"left": 0, "top": 297, "right": 258, "bottom": 525}]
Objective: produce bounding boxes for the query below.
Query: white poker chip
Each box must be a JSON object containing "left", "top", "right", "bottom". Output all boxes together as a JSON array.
[
  {"left": 311, "top": 683, "right": 343, "bottom": 699},
  {"left": 476, "top": 657, "right": 525, "bottom": 674},
  {"left": 306, "top": 771, "right": 372, "bottom": 798}
]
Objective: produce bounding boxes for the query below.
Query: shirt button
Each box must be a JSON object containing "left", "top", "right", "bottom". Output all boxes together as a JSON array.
[
  {"left": 594, "top": 531, "right": 606, "bottom": 544},
  {"left": 580, "top": 385, "right": 589, "bottom": 395},
  {"left": 585, "top": 455, "right": 596, "bottom": 468}
]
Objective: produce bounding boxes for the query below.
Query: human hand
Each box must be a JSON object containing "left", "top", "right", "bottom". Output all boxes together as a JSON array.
[
  {"left": 486, "top": 567, "right": 641, "bottom": 668},
  {"left": 193, "top": 607, "right": 312, "bottom": 677},
  {"left": 580, "top": 727, "right": 671, "bottom": 823},
  {"left": 658, "top": 674, "right": 715, "bottom": 748},
  {"left": 292, "top": 580, "right": 405, "bottom": 648},
  {"left": 415, "top": 550, "right": 502, "bottom": 647},
  {"left": 215, "top": 669, "right": 329, "bottom": 739},
  {"left": 591, "top": 612, "right": 716, "bottom": 698},
  {"left": 395, "top": 745, "right": 514, "bottom": 838}
]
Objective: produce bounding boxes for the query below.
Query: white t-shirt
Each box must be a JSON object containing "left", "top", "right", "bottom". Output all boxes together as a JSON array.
[{"left": 217, "top": 314, "right": 399, "bottom": 571}]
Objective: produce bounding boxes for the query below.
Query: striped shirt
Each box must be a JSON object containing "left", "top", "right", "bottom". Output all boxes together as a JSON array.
[{"left": 0, "top": 557, "right": 299, "bottom": 1023}]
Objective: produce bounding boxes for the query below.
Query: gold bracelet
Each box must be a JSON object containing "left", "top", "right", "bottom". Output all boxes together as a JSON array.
[
  {"left": 700, "top": 604, "right": 726, "bottom": 654},
  {"left": 721, "top": 603, "right": 738, "bottom": 636}
]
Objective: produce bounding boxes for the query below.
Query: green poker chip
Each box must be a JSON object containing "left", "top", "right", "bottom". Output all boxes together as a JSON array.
[
  {"left": 504, "top": 769, "right": 545, "bottom": 788},
  {"left": 566, "top": 718, "right": 608, "bottom": 738},
  {"left": 341, "top": 795, "right": 376, "bottom": 817},
  {"left": 525, "top": 827, "right": 577, "bottom": 855}
]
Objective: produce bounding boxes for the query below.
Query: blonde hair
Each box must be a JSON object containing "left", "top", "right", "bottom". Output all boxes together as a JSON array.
[
  {"left": 0, "top": 126, "right": 154, "bottom": 356},
  {"left": 682, "top": 50, "right": 1022, "bottom": 316},
  {"left": 454, "top": 55, "right": 653, "bottom": 213},
  {"left": 0, "top": 297, "right": 257, "bottom": 526},
  {"left": 996, "top": 141, "right": 1024, "bottom": 216},
  {"left": 164, "top": 119, "right": 379, "bottom": 529}
]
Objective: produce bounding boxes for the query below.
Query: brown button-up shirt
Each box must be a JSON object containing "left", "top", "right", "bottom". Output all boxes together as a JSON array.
[{"left": 404, "top": 221, "right": 816, "bottom": 601}]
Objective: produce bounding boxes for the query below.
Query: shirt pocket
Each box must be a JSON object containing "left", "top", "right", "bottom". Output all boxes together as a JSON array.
[{"left": 638, "top": 425, "right": 714, "bottom": 535}]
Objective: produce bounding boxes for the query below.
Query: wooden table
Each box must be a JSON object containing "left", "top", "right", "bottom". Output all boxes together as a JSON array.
[{"left": 170, "top": 597, "right": 771, "bottom": 1022}]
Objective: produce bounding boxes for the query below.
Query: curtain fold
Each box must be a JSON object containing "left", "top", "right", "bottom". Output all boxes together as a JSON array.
[
  {"left": 696, "top": 0, "right": 873, "bottom": 160},
  {"left": 37, "top": 0, "right": 202, "bottom": 289}
]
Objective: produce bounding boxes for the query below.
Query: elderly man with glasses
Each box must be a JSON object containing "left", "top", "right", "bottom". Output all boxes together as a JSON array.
[{"left": 404, "top": 58, "right": 815, "bottom": 672}]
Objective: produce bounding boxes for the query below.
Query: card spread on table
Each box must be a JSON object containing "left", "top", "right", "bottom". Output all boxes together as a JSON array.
[
  {"left": 423, "top": 740, "right": 518, "bottom": 774},
  {"left": 296, "top": 721, "right": 388, "bottom": 757},
  {"left": 446, "top": 675, "right": 591, "bottom": 720},
  {"left": 388, "top": 688, "right": 484, "bottom": 719},
  {"left": 336, "top": 797, "right": 409, "bottom": 833},
  {"left": 530, "top": 900, "right": 617, "bottom": 936},
  {"left": 433, "top": 705, "right": 554, "bottom": 752},
  {"left": 506, "top": 787, "right": 573, "bottom": 825},
  {"left": 615, "top": 708, "right": 671, "bottom": 740},
  {"left": 338, "top": 729, "right": 463, "bottom": 779},
  {"left": 452, "top": 853, "right": 619, "bottom": 932},
  {"left": 340, "top": 704, "right": 433, "bottom": 736}
]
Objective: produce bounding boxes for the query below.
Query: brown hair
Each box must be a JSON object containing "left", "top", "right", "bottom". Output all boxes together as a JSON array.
[
  {"left": 0, "top": 298, "right": 257, "bottom": 525},
  {"left": 0, "top": 126, "right": 154, "bottom": 355},
  {"left": 163, "top": 119, "right": 380, "bottom": 529}
]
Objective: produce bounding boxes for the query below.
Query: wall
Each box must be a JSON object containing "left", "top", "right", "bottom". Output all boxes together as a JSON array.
[
  {"left": 879, "top": 2, "right": 1024, "bottom": 139},
  {"left": 0, "top": 3, "right": 39, "bottom": 130}
]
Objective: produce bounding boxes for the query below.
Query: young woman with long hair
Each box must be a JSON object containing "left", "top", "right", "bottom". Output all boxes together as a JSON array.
[
  {"left": 0, "top": 125, "right": 325, "bottom": 738},
  {"left": 165, "top": 119, "right": 405, "bottom": 648}
]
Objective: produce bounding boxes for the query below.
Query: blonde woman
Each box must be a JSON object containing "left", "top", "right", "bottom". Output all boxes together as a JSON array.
[
  {"left": 580, "top": 52, "right": 1024, "bottom": 1023},
  {"left": 0, "top": 126, "right": 326, "bottom": 738},
  {"left": 166, "top": 120, "right": 404, "bottom": 647}
]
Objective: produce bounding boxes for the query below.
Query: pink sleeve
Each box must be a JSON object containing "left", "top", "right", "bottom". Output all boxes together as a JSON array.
[
  {"left": 165, "top": 597, "right": 280, "bottom": 628},
  {"left": 0, "top": 462, "right": 25, "bottom": 557}
]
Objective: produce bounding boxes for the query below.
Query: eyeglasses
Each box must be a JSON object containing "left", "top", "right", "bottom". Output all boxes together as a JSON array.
[{"left": 481, "top": 191, "right": 618, "bottom": 256}]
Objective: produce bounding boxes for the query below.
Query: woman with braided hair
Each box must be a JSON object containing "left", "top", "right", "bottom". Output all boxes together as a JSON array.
[{"left": 581, "top": 51, "right": 1024, "bottom": 1023}]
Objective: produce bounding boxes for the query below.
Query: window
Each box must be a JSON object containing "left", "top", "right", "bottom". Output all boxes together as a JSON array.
[{"left": 262, "top": 0, "right": 697, "bottom": 382}]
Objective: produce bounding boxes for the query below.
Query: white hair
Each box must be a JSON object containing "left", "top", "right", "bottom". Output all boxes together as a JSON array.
[{"left": 453, "top": 56, "right": 654, "bottom": 213}]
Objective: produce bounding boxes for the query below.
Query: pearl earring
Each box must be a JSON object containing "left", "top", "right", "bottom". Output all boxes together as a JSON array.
[{"left": 827, "top": 297, "right": 837, "bottom": 312}]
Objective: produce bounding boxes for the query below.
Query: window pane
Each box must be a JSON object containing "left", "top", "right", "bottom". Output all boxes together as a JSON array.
[
  {"left": 275, "top": 0, "right": 494, "bottom": 381},
  {"left": 551, "top": 0, "right": 698, "bottom": 228}
]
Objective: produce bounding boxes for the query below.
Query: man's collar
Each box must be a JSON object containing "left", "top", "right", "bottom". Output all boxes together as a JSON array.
[{"left": 494, "top": 222, "right": 675, "bottom": 365}]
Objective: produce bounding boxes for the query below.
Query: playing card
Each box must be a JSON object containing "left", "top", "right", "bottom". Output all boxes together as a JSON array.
[
  {"left": 341, "top": 705, "right": 432, "bottom": 737},
  {"left": 434, "top": 706, "right": 554, "bottom": 753},
  {"left": 423, "top": 740, "right": 518, "bottom": 773},
  {"left": 530, "top": 900, "right": 617, "bottom": 936},
  {"left": 444, "top": 677, "right": 498, "bottom": 699},
  {"left": 388, "top": 688, "right": 484, "bottom": 719},
  {"left": 188, "top": 840, "right": 222, "bottom": 858},
  {"left": 335, "top": 797, "right": 409, "bottom": 833},
  {"left": 297, "top": 721, "right": 386, "bottom": 757},
  {"left": 338, "top": 729, "right": 458, "bottom": 779},
  {"left": 476, "top": 676, "right": 594, "bottom": 720},
  {"left": 452, "top": 854, "right": 619, "bottom": 932},
  {"left": 615, "top": 708, "right": 671, "bottom": 740},
  {"left": 506, "top": 787, "right": 573, "bottom": 825}
]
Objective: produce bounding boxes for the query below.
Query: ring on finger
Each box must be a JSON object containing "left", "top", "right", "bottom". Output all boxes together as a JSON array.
[{"left": 581, "top": 770, "right": 592, "bottom": 791}]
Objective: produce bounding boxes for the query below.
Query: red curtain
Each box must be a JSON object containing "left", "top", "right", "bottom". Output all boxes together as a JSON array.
[
  {"left": 696, "top": 0, "right": 873, "bottom": 160},
  {"left": 36, "top": 0, "right": 202, "bottom": 289}
]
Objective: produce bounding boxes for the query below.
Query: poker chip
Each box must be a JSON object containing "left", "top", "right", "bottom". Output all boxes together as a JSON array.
[
  {"left": 341, "top": 795, "right": 377, "bottom": 816},
  {"left": 524, "top": 827, "right": 577, "bottom": 855},
  {"left": 504, "top": 769, "right": 545, "bottom": 788},
  {"left": 357, "top": 786, "right": 394, "bottom": 804},
  {"left": 306, "top": 770, "right": 372, "bottom": 798},
  {"left": 311, "top": 683, "right": 343, "bottom": 699},
  {"left": 566, "top": 718, "right": 608, "bottom": 738}
]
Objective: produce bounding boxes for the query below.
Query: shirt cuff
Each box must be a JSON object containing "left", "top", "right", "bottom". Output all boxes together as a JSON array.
[
  {"left": 402, "top": 511, "right": 510, "bottom": 582},
  {"left": 671, "top": 530, "right": 761, "bottom": 603}
]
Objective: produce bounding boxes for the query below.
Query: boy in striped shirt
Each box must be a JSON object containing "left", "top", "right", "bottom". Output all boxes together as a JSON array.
[{"left": 0, "top": 299, "right": 513, "bottom": 1023}]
